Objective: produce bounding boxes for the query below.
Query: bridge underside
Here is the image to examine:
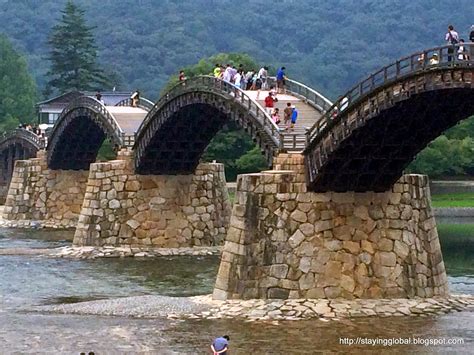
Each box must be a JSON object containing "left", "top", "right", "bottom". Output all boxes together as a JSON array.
[
  {"left": 136, "top": 104, "right": 228, "bottom": 175},
  {"left": 48, "top": 116, "right": 106, "bottom": 170},
  {"left": 309, "top": 88, "right": 474, "bottom": 192}
]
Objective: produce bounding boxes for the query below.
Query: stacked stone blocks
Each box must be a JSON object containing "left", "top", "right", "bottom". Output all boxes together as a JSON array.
[
  {"left": 73, "top": 151, "right": 231, "bottom": 247},
  {"left": 2, "top": 150, "right": 88, "bottom": 227},
  {"left": 214, "top": 154, "right": 448, "bottom": 300}
]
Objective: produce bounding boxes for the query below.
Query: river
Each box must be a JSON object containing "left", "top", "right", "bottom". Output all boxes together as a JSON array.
[{"left": 0, "top": 221, "right": 473, "bottom": 353}]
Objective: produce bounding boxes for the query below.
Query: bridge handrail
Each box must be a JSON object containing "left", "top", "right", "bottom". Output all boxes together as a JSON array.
[
  {"left": 267, "top": 77, "right": 333, "bottom": 113},
  {"left": 0, "top": 128, "right": 44, "bottom": 150},
  {"left": 136, "top": 75, "right": 282, "bottom": 148},
  {"left": 115, "top": 97, "right": 155, "bottom": 111},
  {"left": 48, "top": 96, "right": 125, "bottom": 149},
  {"left": 305, "top": 43, "right": 474, "bottom": 151}
]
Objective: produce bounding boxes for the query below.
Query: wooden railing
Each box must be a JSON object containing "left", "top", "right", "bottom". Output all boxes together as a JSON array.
[
  {"left": 305, "top": 43, "right": 474, "bottom": 151},
  {"left": 0, "top": 128, "right": 45, "bottom": 149},
  {"left": 115, "top": 97, "right": 155, "bottom": 111},
  {"left": 135, "top": 75, "right": 282, "bottom": 149},
  {"left": 50, "top": 96, "right": 125, "bottom": 148},
  {"left": 267, "top": 77, "right": 333, "bottom": 113}
]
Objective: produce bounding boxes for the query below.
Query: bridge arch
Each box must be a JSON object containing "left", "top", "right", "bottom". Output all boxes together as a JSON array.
[
  {"left": 305, "top": 44, "right": 474, "bottom": 192},
  {"left": 134, "top": 76, "right": 282, "bottom": 175},
  {"left": 47, "top": 96, "right": 125, "bottom": 170},
  {"left": 0, "top": 129, "right": 43, "bottom": 200}
]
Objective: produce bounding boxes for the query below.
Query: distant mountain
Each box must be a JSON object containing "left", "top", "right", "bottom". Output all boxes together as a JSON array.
[{"left": 1, "top": 0, "right": 472, "bottom": 99}]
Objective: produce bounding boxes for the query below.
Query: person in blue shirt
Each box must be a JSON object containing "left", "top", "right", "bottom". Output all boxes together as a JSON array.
[
  {"left": 290, "top": 105, "right": 298, "bottom": 131},
  {"left": 211, "top": 335, "right": 230, "bottom": 355},
  {"left": 276, "top": 66, "right": 287, "bottom": 94}
]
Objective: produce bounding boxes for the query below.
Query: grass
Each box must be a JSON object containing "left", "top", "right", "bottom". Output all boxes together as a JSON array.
[
  {"left": 228, "top": 191, "right": 235, "bottom": 205},
  {"left": 431, "top": 192, "right": 474, "bottom": 208},
  {"left": 437, "top": 223, "right": 474, "bottom": 275},
  {"left": 437, "top": 223, "right": 474, "bottom": 239}
]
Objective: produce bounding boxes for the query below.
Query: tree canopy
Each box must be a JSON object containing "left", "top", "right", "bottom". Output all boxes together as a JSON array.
[
  {"left": 0, "top": 0, "right": 473, "bottom": 178},
  {"left": 169, "top": 52, "right": 268, "bottom": 181},
  {"left": 1, "top": 0, "right": 472, "bottom": 99},
  {"left": 46, "top": 0, "right": 110, "bottom": 94},
  {"left": 0, "top": 34, "right": 37, "bottom": 133}
]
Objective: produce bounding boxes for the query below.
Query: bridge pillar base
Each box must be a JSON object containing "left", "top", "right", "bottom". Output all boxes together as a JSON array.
[
  {"left": 2, "top": 151, "right": 88, "bottom": 227},
  {"left": 213, "top": 171, "right": 448, "bottom": 300},
  {"left": 73, "top": 160, "right": 231, "bottom": 248}
]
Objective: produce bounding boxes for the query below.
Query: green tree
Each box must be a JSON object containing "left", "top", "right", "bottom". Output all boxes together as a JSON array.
[
  {"left": 166, "top": 53, "right": 269, "bottom": 180},
  {"left": 408, "top": 135, "right": 474, "bottom": 178},
  {"left": 162, "top": 52, "right": 260, "bottom": 94},
  {"left": 0, "top": 34, "right": 37, "bottom": 133},
  {"left": 46, "top": 0, "right": 109, "bottom": 93},
  {"left": 202, "top": 123, "right": 268, "bottom": 181}
]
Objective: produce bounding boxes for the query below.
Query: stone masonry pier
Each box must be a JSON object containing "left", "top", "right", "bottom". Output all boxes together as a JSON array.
[
  {"left": 73, "top": 150, "right": 231, "bottom": 247},
  {"left": 213, "top": 154, "right": 448, "bottom": 300},
  {"left": 2, "top": 151, "right": 88, "bottom": 228}
]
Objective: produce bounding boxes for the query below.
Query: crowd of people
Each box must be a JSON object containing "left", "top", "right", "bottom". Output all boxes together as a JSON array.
[
  {"left": 177, "top": 63, "right": 297, "bottom": 130},
  {"left": 18, "top": 123, "right": 41, "bottom": 136},
  {"left": 209, "top": 63, "right": 287, "bottom": 94},
  {"left": 445, "top": 24, "right": 474, "bottom": 61},
  {"left": 17, "top": 123, "right": 48, "bottom": 146},
  {"left": 424, "top": 24, "right": 474, "bottom": 65},
  {"left": 263, "top": 91, "right": 298, "bottom": 131},
  {"left": 210, "top": 64, "right": 297, "bottom": 129}
]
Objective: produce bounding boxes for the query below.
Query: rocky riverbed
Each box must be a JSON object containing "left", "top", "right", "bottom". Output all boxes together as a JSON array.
[
  {"left": 0, "top": 245, "right": 221, "bottom": 258},
  {"left": 52, "top": 245, "right": 221, "bottom": 258},
  {"left": 36, "top": 293, "right": 474, "bottom": 321}
]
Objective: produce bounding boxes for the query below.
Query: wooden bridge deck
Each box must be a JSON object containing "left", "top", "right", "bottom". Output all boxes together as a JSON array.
[
  {"left": 107, "top": 106, "right": 148, "bottom": 135},
  {"left": 245, "top": 90, "right": 322, "bottom": 152}
]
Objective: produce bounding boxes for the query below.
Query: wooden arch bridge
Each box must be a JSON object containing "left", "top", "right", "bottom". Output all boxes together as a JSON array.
[
  {"left": 3, "top": 44, "right": 474, "bottom": 193},
  {"left": 0, "top": 129, "right": 45, "bottom": 202}
]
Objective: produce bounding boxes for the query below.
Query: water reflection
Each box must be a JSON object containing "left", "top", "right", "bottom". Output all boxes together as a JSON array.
[
  {"left": 0, "top": 255, "right": 219, "bottom": 311},
  {"left": 0, "top": 222, "right": 472, "bottom": 353}
]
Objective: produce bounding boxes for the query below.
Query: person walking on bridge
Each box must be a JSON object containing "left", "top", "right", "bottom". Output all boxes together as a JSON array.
[
  {"left": 214, "top": 64, "right": 221, "bottom": 78},
  {"left": 290, "top": 105, "right": 298, "bottom": 131},
  {"left": 264, "top": 92, "right": 275, "bottom": 115},
  {"left": 130, "top": 90, "right": 140, "bottom": 107},
  {"left": 276, "top": 66, "right": 287, "bottom": 94},
  {"left": 258, "top": 66, "right": 269, "bottom": 90},
  {"left": 283, "top": 102, "right": 292, "bottom": 131},
  {"left": 445, "top": 25, "right": 459, "bottom": 62},
  {"left": 469, "top": 25, "right": 474, "bottom": 59}
]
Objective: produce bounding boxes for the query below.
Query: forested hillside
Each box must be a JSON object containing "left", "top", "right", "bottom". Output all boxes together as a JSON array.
[
  {"left": 1, "top": 0, "right": 474, "bottom": 179},
  {"left": 1, "top": 0, "right": 473, "bottom": 99}
]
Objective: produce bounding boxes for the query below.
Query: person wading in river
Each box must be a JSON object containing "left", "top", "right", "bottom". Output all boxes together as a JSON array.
[{"left": 210, "top": 335, "right": 230, "bottom": 355}]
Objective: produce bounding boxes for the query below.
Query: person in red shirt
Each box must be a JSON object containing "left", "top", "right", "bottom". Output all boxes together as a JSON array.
[{"left": 264, "top": 92, "right": 275, "bottom": 115}]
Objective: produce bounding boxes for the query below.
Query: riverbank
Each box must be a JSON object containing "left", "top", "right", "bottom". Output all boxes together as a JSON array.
[
  {"left": 0, "top": 245, "right": 221, "bottom": 258},
  {"left": 432, "top": 192, "right": 474, "bottom": 208},
  {"left": 36, "top": 293, "right": 474, "bottom": 321}
]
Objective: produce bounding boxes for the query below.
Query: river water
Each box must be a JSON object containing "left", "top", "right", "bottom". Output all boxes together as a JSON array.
[{"left": 0, "top": 223, "right": 473, "bottom": 354}]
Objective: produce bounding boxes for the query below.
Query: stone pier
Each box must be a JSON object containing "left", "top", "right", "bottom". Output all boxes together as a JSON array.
[
  {"left": 2, "top": 151, "right": 88, "bottom": 228},
  {"left": 213, "top": 154, "right": 449, "bottom": 300},
  {"left": 73, "top": 150, "right": 232, "bottom": 247}
]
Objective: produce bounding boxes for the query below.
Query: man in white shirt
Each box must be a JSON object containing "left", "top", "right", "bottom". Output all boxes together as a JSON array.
[
  {"left": 223, "top": 64, "right": 233, "bottom": 82},
  {"left": 445, "top": 25, "right": 459, "bottom": 62},
  {"left": 258, "top": 66, "right": 268, "bottom": 90}
]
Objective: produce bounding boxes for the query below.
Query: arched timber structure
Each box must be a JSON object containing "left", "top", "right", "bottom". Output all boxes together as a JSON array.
[
  {"left": 0, "top": 128, "right": 43, "bottom": 179},
  {"left": 47, "top": 96, "right": 149, "bottom": 170},
  {"left": 305, "top": 44, "right": 474, "bottom": 192},
  {"left": 0, "top": 129, "right": 43, "bottom": 201},
  {"left": 134, "top": 76, "right": 283, "bottom": 175}
]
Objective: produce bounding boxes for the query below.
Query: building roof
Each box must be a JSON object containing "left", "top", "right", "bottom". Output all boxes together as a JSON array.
[{"left": 36, "top": 91, "right": 133, "bottom": 108}]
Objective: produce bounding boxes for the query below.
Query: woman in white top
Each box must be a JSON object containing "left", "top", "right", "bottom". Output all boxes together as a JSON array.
[{"left": 234, "top": 71, "right": 242, "bottom": 88}]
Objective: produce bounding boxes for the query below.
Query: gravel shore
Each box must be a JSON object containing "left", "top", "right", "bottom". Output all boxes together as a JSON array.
[
  {"left": 35, "top": 293, "right": 474, "bottom": 321},
  {"left": 37, "top": 295, "right": 215, "bottom": 318}
]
